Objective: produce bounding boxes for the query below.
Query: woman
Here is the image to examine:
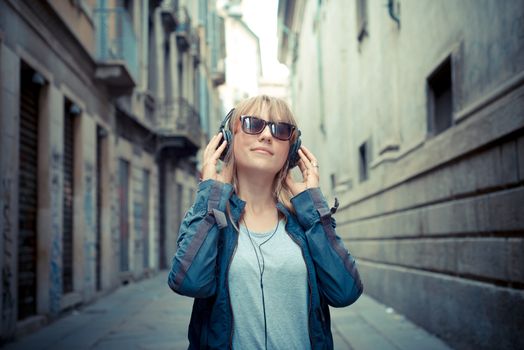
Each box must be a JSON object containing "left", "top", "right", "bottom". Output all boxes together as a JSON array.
[{"left": 168, "top": 95, "right": 363, "bottom": 349}]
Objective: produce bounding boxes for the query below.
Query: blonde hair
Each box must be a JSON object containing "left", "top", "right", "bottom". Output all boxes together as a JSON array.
[{"left": 222, "top": 95, "right": 299, "bottom": 219}]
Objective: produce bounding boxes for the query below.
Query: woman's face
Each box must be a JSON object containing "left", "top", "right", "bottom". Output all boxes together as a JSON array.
[{"left": 232, "top": 107, "right": 290, "bottom": 177}]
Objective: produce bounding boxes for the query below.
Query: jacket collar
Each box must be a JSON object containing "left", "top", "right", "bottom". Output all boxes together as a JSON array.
[{"left": 229, "top": 193, "right": 246, "bottom": 220}]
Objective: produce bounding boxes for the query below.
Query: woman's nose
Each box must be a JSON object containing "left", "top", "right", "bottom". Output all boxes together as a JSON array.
[{"left": 258, "top": 124, "right": 273, "bottom": 141}]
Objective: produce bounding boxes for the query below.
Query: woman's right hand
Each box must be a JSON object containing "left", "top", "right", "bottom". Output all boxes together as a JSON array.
[{"left": 201, "top": 133, "right": 233, "bottom": 183}]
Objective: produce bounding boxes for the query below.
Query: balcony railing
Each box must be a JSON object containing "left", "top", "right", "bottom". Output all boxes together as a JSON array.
[
  {"left": 160, "top": 2, "right": 191, "bottom": 50},
  {"left": 190, "top": 29, "right": 200, "bottom": 64},
  {"left": 157, "top": 98, "right": 202, "bottom": 153},
  {"left": 94, "top": 7, "right": 138, "bottom": 90},
  {"left": 175, "top": 7, "right": 191, "bottom": 50}
]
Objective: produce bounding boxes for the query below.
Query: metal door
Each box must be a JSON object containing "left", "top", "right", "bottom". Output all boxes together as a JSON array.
[
  {"left": 142, "top": 170, "right": 150, "bottom": 269},
  {"left": 95, "top": 126, "right": 105, "bottom": 290},
  {"left": 62, "top": 101, "right": 75, "bottom": 294},
  {"left": 119, "top": 159, "right": 129, "bottom": 272},
  {"left": 17, "top": 65, "right": 40, "bottom": 320}
]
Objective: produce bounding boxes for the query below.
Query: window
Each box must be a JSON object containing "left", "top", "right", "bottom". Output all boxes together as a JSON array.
[
  {"left": 63, "top": 98, "right": 81, "bottom": 293},
  {"left": 178, "top": 58, "right": 184, "bottom": 99},
  {"left": 122, "top": 0, "right": 132, "bottom": 13},
  {"left": 356, "top": 0, "right": 368, "bottom": 42},
  {"left": 164, "top": 40, "right": 172, "bottom": 101},
  {"left": 18, "top": 63, "right": 43, "bottom": 319},
  {"left": 142, "top": 170, "right": 150, "bottom": 269},
  {"left": 427, "top": 56, "right": 453, "bottom": 135},
  {"left": 119, "top": 159, "right": 130, "bottom": 272},
  {"left": 95, "top": 125, "right": 107, "bottom": 291},
  {"left": 147, "top": 15, "right": 156, "bottom": 94},
  {"left": 358, "top": 140, "right": 371, "bottom": 182}
]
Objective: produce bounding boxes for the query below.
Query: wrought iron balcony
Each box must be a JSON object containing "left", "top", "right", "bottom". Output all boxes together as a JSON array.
[
  {"left": 190, "top": 29, "right": 200, "bottom": 64},
  {"left": 160, "top": 0, "right": 178, "bottom": 30},
  {"left": 157, "top": 98, "right": 202, "bottom": 156},
  {"left": 94, "top": 7, "right": 138, "bottom": 94},
  {"left": 160, "top": 2, "right": 191, "bottom": 50},
  {"left": 175, "top": 7, "right": 191, "bottom": 50}
]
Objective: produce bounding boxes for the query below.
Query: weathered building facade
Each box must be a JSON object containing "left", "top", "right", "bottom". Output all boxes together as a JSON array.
[
  {"left": 278, "top": 0, "right": 524, "bottom": 349},
  {"left": 0, "top": 0, "right": 225, "bottom": 342},
  {"left": 218, "top": 0, "right": 262, "bottom": 114}
]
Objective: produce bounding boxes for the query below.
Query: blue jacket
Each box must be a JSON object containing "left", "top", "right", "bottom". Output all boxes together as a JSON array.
[{"left": 168, "top": 179, "right": 363, "bottom": 349}]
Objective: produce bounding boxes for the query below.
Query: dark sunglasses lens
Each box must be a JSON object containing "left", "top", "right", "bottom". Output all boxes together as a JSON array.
[
  {"left": 243, "top": 117, "right": 266, "bottom": 134},
  {"left": 273, "top": 123, "right": 293, "bottom": 140}
]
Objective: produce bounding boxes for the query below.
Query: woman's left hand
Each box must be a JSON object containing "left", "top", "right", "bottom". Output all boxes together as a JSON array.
[{"left": 285, "top": 146, "right": 320, "bottom": 196}]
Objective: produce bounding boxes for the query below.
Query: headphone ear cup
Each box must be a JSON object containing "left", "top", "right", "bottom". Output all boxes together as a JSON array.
[
  {"left": 218, "top": 109, "right": 235, "bottom": 161},
  {"left": 288, "top": 136, "right": 301, "bottom": 168},
  {"left": 219, "top": 129, "right": 232, "bottom": 161}
]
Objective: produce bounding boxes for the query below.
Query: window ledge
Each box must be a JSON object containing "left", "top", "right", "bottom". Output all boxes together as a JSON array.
[
  {"left": 454, "top": 69, "right": 524, "bottom": 124},
  {"left": 370, "top": 138, "right": 424, "bottom": 169}
]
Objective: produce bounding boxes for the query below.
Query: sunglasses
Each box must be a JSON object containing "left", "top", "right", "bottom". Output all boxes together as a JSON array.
[{"left": 240, "top": 115, "right": 296, "bottom": 141}]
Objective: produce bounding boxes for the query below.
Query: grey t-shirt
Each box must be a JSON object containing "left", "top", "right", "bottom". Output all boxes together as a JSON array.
[{"left": 228, "top": 219, "right": 311, "bottom": 350}]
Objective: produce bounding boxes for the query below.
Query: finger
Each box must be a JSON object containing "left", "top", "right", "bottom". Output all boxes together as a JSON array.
[
  {"left": 299, "top": 147, "right": 318, "bottom": 166},
  {"left": 299, "top": 148, "right": 319, "bottom": 172},
  {"left": 203, "top": 140, "right": 215, "bottom": 161},
  {"left": 297, "top": 148, "right": 305, "bottom": 160},
  {"left": 211, "top": 139, "right": 227, "bottom": 160},
  {"left": 298, "top": 149, "right": 312, "bottom": 168},
  {"left": 300, "top": 146, "right": 317, "bottom": 164},
  {"left": 297, "top": 158, "right": 307, "bottom": 175},
  {"left": 204, "top": 133, "right": 223, "bottom": 156},
  {"left": 204, "top": 133, "right": 223, "bottom": 157},
  {"left": 206, "top": 132, "right": 221, "bottom": 147}
]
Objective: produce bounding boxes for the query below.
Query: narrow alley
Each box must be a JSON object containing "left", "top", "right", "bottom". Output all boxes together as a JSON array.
[
  {"left": 3, "top": 272, "right": 451, "bottom": 350},
  {"left": 1, "top": 0, "right": 523, "bottom": 349}
]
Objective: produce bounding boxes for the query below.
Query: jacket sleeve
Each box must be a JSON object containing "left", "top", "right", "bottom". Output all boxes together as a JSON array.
[
  {"left": 167, "top": 179, "right": 233, "bottom": 298},
  {"left": 291, "top": 188, "right": 363, "bottom": 307}
]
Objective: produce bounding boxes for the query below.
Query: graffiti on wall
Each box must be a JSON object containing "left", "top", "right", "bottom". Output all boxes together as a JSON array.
[
  {"left": 2, "top": 177, "right": 15, "bottom": 333},
  {"left": 133, "top": 169, "right": 143, "bottom": 261},
  {"left": 106, "top": 167, "right": 120, "bottom": 280},
  {"left": 83, "top": 161, "right": 96, "bottom": 293},
  {"left": 49, "top": 147, "right": 62, "bottom": 315},
  {"left": 110, "top": 173, "right": 119, "bottom": 259}
]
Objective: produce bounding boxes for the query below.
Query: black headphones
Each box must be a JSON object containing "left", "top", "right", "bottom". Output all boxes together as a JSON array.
[{"left": 218, "top": 108, "right": 302, "bottom": 168}]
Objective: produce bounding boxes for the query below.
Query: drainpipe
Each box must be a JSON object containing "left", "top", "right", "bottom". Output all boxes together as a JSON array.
[
  {"left": 315, "top": 0, "right": 326, "bottom": 137},
  {"left": 387, "top": 0, "right": 400, "bottom": 28}
]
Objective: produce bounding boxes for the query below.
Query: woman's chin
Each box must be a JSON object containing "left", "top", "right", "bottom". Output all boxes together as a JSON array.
[{"left": 237, "top": 160, "right": 283, "bottom": 176}]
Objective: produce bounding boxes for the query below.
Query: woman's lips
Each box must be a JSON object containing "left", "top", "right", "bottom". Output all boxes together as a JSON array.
[{"left": 251, "top": 148, "right": 273, "bottom": 155}]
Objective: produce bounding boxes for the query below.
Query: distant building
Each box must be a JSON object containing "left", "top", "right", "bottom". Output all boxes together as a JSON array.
[
  {"left": 0, "top": 0, "right": 225, "bottom": 341},
  {"left": 218, "top": 0, "right": 262, "bottom": 112},
  {"left": 278, "top": 0, "right": 524, "bottom": 349},
  {"left": 259, "top": 75, "right": 290, "bottom": 104}
]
